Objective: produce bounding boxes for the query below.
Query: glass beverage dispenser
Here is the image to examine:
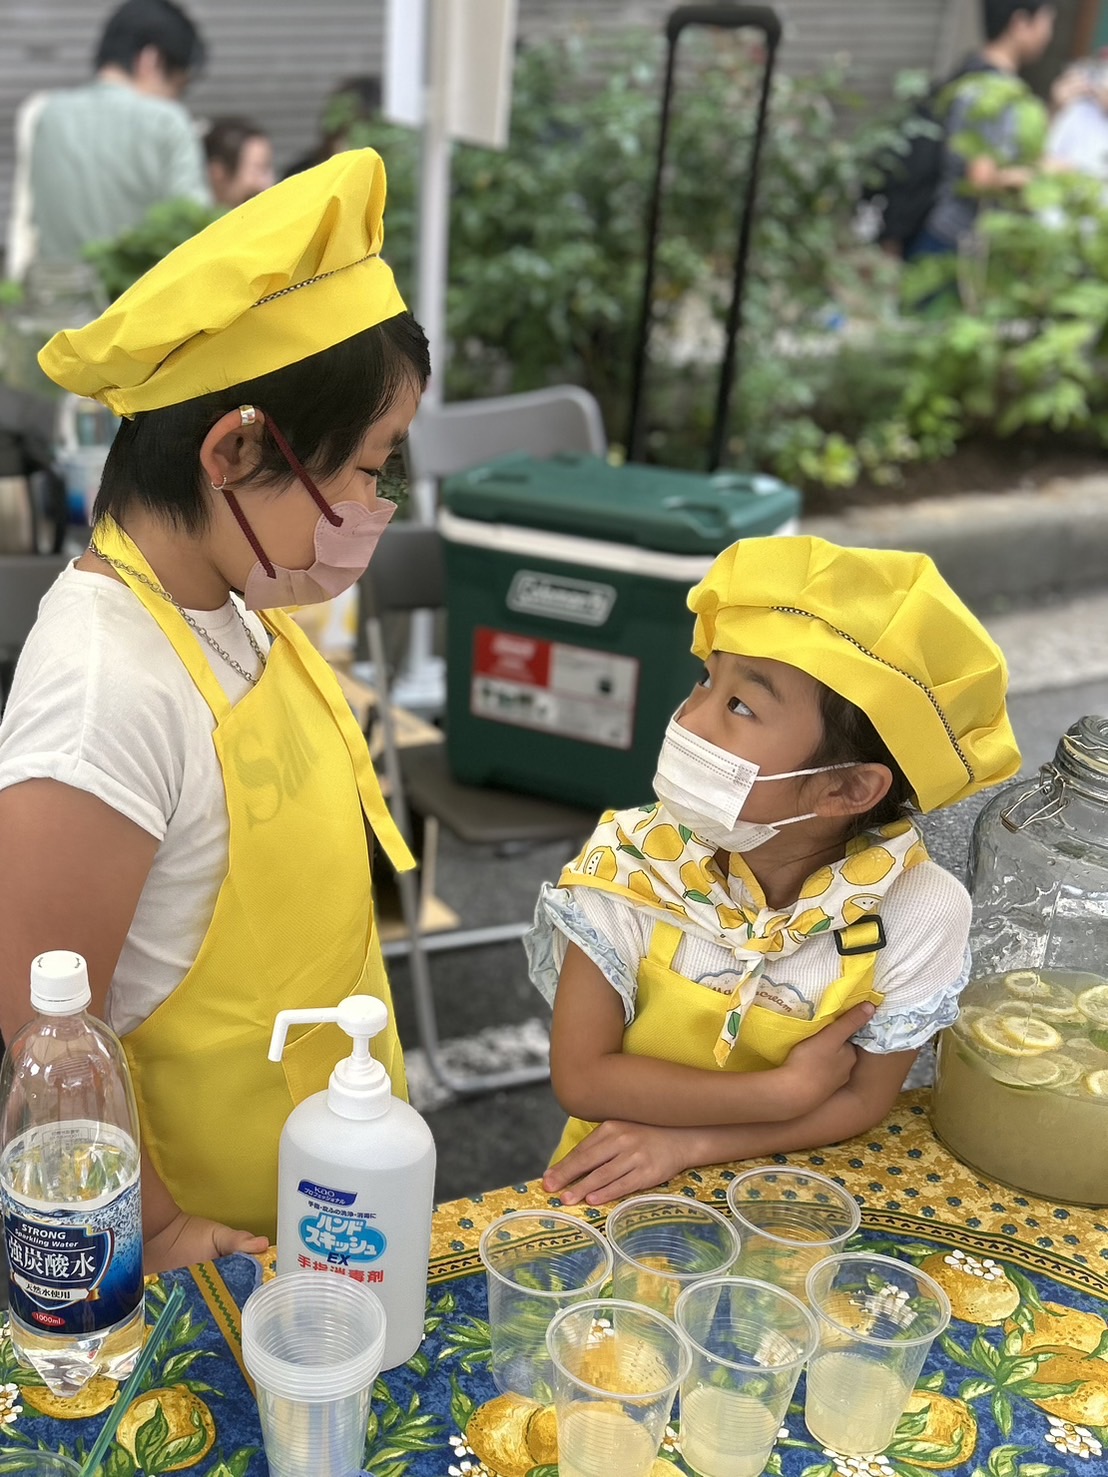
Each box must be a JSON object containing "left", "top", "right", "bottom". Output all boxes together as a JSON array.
[{"left": 932, "top": 716, "right": 1108, "bottom": 1205}]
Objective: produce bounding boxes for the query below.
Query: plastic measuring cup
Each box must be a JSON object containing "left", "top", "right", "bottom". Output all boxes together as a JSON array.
[
  {"left": 727, "top": 1168, "right": 860, "bottom": 1297},
  {"left": 241, "top": 1272, "right": 387, "bottom": 1477},
  {"left": 479, "top": 1210, "right": 612, "bottom": 1400},
  {"left": 546, "top": 1298, "right": 692, "bottom": 1477},
  {"left": 675, "top": 1276, "right": 818, "bottom": 1477},
  {"left": 804, "top": 1253, "right": 952, "bottom": 1456},
  {"left": 606, "top": 1195, "right": 741, "bottom": 1318}
]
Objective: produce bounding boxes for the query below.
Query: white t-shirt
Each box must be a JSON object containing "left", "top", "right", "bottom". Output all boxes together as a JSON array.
[{"left": 0, "top": 564, "right": 268, "bottom": 1036}]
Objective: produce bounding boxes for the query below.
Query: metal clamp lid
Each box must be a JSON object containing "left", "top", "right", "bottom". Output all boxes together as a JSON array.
[{"left": 1000, "top": 765, "right": 1067, "bottom": 833}]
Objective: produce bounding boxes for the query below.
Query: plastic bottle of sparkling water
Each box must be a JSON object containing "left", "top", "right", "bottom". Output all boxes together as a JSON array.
[{"left": 0, "top": 953, "right": 144, "bottom": 1396}]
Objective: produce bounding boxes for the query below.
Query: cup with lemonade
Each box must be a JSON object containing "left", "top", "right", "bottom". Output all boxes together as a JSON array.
[
  {"left": 803, "top": 1253, "right": 950, "bottom": 1457},
  {"left": 545, "top": 1299, "right": 691, "bottom": 1477},
  {"left": 675, "top": 1276, "right": 818, "bottom": 1477}
]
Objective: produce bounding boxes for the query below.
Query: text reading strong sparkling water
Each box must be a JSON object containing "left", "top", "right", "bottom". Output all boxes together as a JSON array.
[
  {"left": 1, "top": 1121, "right": 144, "bottom": 1397},
  {"left": 680, "top": 1385, "right": 781, "bottom": 1477},
  {"left": 558, "top": 1403, "right": 659, "bottom": 1477},
  {"left": 804, "top": 1352, "right": 910, "bottom": 1456}
]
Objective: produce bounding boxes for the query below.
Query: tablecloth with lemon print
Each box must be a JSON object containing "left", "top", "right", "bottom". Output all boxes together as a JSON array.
[{"left": 1, "top": 1090, "right": 1104, "bottom": 1477}]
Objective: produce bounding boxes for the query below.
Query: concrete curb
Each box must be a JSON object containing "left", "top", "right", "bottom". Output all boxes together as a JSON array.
[{"left": 800, "top": 474, "right": 1108, "bottom": 612}]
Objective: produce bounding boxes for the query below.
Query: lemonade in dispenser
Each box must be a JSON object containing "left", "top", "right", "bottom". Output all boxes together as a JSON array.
[{"left": 932, "top": 717, "right": 1108, "bottom": 1205}]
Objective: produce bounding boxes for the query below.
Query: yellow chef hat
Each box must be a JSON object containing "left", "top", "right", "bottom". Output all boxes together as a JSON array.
[
  {"left": 38, "top": 149, "right": 407, "bottom": 417},
  {"left": 688, "top": 536, "right": 1020, "bottom": 812}
]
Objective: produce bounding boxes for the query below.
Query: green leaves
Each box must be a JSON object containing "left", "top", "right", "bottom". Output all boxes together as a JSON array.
[{"left": 128, "top": 1400, "right": 210, "bottom": 1475}]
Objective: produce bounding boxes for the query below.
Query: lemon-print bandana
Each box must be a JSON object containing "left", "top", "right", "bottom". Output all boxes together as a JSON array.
[{"left": 559, "top": 804, "right": 929, "bottom": 1064}]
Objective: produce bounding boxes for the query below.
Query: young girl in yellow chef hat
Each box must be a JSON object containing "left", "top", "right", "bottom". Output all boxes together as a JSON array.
[{"left": 527, "top": 535, "right": 1021, "bottom": 1206}]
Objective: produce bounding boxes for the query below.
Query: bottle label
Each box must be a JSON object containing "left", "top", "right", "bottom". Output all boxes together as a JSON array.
[
  {"left": 1, "top": 1126, "right": 143, "bottom": 1337},
  {"left": 293, "top": 1181, "right": 387, "bottom": 1286}
]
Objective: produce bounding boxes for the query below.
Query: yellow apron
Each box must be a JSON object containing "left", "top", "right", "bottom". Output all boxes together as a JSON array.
[
  {"left": 97, "top": 523, "right": 415, "bottom": 1239},
  {"left": 552, "top": 915, "right": 885, "bottom": 1164}
]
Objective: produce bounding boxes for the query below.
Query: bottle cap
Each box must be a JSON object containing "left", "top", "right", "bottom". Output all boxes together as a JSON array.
[{"left": 30, "top": 952, "right": 92, "bottom": 1014}]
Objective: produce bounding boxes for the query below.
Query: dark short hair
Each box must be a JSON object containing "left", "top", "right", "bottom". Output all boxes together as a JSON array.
[
  {"left": 95, "top": 313, "right": 430, "bottom": 533},
  {"left": 981, "top": 0, "right": 1051, "bottom": 42},
  {"left": 323, "top": 76, "right": 383, "bottom": 148},
  {"left": 806, "top": 685, "right": 917, "bottom": 835},
  {"left": 204, "top": 116, "right": 269, "bottom": 176},
  {"left": 95, "top": 0, "right": 206, "bottom": 77}
]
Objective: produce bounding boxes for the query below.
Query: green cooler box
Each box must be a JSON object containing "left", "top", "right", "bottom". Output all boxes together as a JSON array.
[{"left": 441, "top": 453, "right": 801, "bottom": 811}]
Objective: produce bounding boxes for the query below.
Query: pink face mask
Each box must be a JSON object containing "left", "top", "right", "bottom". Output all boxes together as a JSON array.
[{"left": 221, "top": 408, "right": 396, "bottom": 611}]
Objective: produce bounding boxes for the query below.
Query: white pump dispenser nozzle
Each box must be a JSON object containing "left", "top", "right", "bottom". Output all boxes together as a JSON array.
[{"left": 269, "top": 996, "right": 391, "bottom": 1120}]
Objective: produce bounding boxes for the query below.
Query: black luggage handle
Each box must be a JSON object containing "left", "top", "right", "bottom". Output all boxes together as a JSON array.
[{"left": 626, "top": 5, "right": 782, "bottom": 472}]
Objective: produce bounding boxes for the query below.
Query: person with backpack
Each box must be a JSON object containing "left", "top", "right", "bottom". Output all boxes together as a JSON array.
[{"left": 876, "top": 1, "right": 1055, "bottom": 261}]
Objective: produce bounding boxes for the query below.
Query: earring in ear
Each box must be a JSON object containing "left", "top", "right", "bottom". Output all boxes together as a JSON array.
[
  {"left": 211, "top": 475, "right": 230, "bottom": 492},
  {"left": 239, "top": 405, "right": 257, "bottom": 426}
]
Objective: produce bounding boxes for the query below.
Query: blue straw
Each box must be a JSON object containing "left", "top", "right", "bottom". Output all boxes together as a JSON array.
[{"left": 80, "top": 1282, "right": 186, "bottom": 1477}]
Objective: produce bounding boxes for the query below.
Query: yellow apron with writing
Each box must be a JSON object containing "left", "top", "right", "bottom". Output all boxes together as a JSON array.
[
  {"left": 98, "top": 523, "right": 415, "bottom": 1240},
  {"left": 551, "top": 915, "right": 885, "bottom": 1164}
]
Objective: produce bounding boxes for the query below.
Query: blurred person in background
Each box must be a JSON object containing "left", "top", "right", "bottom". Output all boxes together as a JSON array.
[
  {"left": 284, "top": 76, "right": 382, "bottom": 178},
  {"left": 905, "top": 0, "right": 1055, "bottom": 259},
  {"left": 1045, "top": 54, "right": 1108, "bottom": 181},
  {"left": 13, "top": 0, "right": 210, "bottom": 274},
  {"left": 205, "top": 117, "right": 276, "bottom": 208}
]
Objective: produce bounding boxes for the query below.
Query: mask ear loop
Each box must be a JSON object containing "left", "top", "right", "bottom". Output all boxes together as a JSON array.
[{"left": 259, "top": 409, "right": 343, "bottom": 527}]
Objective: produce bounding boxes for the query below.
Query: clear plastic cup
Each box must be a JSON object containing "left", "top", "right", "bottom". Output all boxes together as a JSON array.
[
  {"left": 242, "top": 1272, "right": 387, "bottom": 1477},
  {"left": 606, "top": 1195, "right": 741, "bottom": 1318},
  {"left": 726, "top": 1168, "right": 860, "bottom": 1298},
  {"left": 804, "top": 1253, "right": 952, "bottom": 1457},
  {"left": 546, "top": 1298, "right": 692, "bottom": 1477},
  {"left": 479, "top": 1210, "right": 613, "bottom": 1400},
  {"left": 675, "top": 1276, "right": 818, "bottom": 1477}
]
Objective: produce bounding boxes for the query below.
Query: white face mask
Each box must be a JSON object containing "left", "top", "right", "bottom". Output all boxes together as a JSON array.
[{"left": 652, "top": 715, "right": 851, "bottom": 853}]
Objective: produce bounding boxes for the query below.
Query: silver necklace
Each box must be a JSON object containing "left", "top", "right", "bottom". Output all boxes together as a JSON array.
[{"left": 89, "top": 542, "right": 267, "bottom": 686}]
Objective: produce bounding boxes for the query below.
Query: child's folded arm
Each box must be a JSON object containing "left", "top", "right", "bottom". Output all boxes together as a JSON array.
[
  {"left": 545, "top": 1045, "right": 918, "bottom": 1207},
  {"left": 684, "top": 1044, "right": 918, "bottom": 1167},
  {"left": 549, "top": 943, "right": 871, "bottom": 1128}
]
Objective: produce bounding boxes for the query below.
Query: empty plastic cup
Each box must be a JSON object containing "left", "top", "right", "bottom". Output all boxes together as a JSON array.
[
  {"left": 546, "top": 1298, "right": 692, "bottom": 1477},
  {"left": 606, "top": 1195, "right": 741, "bottom": 1318},
  {"left": 804, "top": 1253, "right": 952, "bottom": 1456},
  {"left": 242, "top": 1272, "right": 387, "bottom": 1477},
  {"left": 726, "top": 1168, "right": 860, "bottom": 1298},
  {"left": 675, "top": 1276, "right": 818, "bottom": 1477},
  {"left": 479, "top": 1210, "right": 613, "bottom": 1401}
]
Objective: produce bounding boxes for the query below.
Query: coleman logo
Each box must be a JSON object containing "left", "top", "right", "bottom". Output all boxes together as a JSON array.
[{"left": 507, "top": 571, "right": 616, "bottom": 626}]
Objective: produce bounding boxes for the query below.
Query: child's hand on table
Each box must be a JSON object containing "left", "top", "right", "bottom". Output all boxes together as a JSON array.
[
  {"left": 542, "top": 1120, "right": 697, "bottom": 1206},
  {"left": 144, "top": 1211, "right": 269, "bottom": 1275}
]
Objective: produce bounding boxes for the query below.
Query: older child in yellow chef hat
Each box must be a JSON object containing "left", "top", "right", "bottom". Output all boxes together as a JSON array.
[
  {"left": 0, "top": 151, "right": 426, "bottom": 1270},
  {"left": 527, "top": 535, "right": 1020, "bottom": 1206}
]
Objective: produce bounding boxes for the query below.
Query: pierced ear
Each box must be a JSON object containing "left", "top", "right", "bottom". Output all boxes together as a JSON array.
[
  {"left": 816, "top": 763, "right": 893, "bottom": 819},
  {"left": 198, "top": 408, "right": 266, "bottom": 490}
]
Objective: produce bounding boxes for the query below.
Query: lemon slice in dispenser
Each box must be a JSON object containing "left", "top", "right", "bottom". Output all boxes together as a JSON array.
[
  {"left": 1076, "top": 984, "right": 1108, "bottom": 1029},
  {"left": 971, "top": 1012, "right": 1063, "bottom": 1057},
  {"left": 1008, "top": 1055, "right": 1081, "bottom": 1089},
  {"left": 1001, "top": 972, "right": 1079, "bottom": 1021},
  {"left": 1083, "top": 1068, "right": 1108, "bottom": 1098}
]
